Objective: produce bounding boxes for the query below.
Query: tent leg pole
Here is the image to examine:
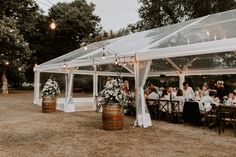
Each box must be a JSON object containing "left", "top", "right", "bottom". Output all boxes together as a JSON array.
[
  {"left": 179, "top": 73, "right": 185, "bottom": 89},
  {"left": 34, "top": 70, "right": 40, "bottom": 104}
]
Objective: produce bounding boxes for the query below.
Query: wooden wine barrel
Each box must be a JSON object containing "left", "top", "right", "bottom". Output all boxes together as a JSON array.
[
  {"left": 102, "top": 103, "right": 124, "bottom": 130},
  {"left": 42, "top": 96, "right": 56, "bottom": 113}
]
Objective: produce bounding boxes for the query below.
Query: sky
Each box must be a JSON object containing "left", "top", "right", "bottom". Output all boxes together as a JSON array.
[{"left": 36, "top": 0, "right": 140, "bottom": 31}]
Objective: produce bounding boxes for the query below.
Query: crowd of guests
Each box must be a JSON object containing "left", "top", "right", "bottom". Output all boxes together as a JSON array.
[{"left": 143, "top": 81, "right": 236, "bottom": 113}]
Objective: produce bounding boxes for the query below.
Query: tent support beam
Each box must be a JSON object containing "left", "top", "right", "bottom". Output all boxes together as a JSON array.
[
  {"left": 179, "top": 73, "right": 185, "bottom": 89},
  {"left": 140, "top": 15, "right": 209, "bottom": 51},
  {"left": 33, "top": 70, "right": 40, "bottom": 104},
  {"left": 166, "top": 58, "right": 182, "bottom": 72}
]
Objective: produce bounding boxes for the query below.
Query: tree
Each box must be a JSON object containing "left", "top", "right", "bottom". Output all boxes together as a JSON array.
[
  {"left": 0, "top": 0, "right": 42, "bottom": 88},
  {"left": 0, "top": 0, "right": 41, "bottom": 41},
  {"left": 41, "top": 0, "right": 101, "bottom": 61},
  {"left": 0, "top": 17, "right": 32, "bottom": 94},
  {"left": 130, "top": 0, "right": 236, "bottom": 32}
]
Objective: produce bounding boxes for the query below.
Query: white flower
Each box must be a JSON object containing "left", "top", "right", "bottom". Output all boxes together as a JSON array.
[
  {"left": 41, "top": 78, "right": 60, "bottom": 97},
  {"left": 100, "top": 78, "right": 128, "bottom": 107}
]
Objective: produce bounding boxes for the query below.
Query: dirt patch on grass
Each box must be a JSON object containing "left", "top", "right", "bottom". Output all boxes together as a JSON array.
[{"left": 1, "top": 91, "right": 236, "bottom": 157}]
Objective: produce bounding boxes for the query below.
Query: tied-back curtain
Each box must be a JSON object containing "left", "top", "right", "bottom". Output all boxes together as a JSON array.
[{"left": 134, "top": 60, "right": 152, "bottom": 128}]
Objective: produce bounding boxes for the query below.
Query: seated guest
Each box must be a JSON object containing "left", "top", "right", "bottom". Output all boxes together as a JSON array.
[
  {"left": 161, "top": 88, "right": 170, "bottom": 100},
  {"left": 194, "top": 87, "right": 201, "bottom": 102},
  {"left": 199, "top": 90, "right": 219, "bottom": 112},
  {"left": 182, "top": 82, "right": 195, "bottom": 101},
  {"left": 144, "top": 88, "right": 149, "bottom": 100},
  {"left": 123, "top": 80, "right": 130, "bottom": 95},
  {"left": 168, "top": 87, "right": 174, "bottom": 100},
  {"left": 226, "top": 91, "right": 236, "bottom": 106},
  {"left": 172, "top": 87, "right": 177, "bottom": 97},
  {"left": 201, "top": 85, "right": 209, "bottom": 96},
  {"left": 148, "top": 82, "right": 157, "bottom": 93},
  {"left": 148, "top": 88, "right": 159, "bottom": 105},
  {"left": 173, "top": 89, "right": 185, "bottom": 112}
]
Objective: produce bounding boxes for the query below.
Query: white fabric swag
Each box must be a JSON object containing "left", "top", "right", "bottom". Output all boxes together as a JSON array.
[{"left": 134, "top": 60, "right": 152, "bottom": 128}]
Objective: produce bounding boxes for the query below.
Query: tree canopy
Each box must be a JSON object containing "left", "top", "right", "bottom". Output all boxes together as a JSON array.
[
  {"left": 42, "top": 0, "right": 101, "bottom": 60},
  {"left": 129, "top": 0, "right": 236, "bottom": 32}
]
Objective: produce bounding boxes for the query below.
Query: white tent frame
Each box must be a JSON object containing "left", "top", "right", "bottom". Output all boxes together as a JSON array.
[{"left": 34, "top": 9, "right": 236, "bottom": 127}]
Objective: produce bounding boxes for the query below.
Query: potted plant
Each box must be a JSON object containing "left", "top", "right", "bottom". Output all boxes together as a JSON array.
[
  {"left": 100, "top": 78, "right": 128, "bottom": 130},
  {"left": 41, "top": 77, "right": 60, "bottom": 113}
]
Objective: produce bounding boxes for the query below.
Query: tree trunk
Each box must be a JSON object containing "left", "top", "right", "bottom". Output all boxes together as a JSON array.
[{"left": 2, "top": 65, "right": 8, "bottom": 94}]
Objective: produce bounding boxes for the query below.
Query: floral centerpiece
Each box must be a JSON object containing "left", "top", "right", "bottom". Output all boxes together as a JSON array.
[
  {"left": 41, "top": 78, "right": 60, "bottom": 97},
  {"left": 100, "top": 78, "right": 128, "bottom": 130},
  {"left": 100, "top": 78, "right": 128, "bottom": 107},
  {"left": 41, "top": 78, "right": 60, "bottom": 113}
]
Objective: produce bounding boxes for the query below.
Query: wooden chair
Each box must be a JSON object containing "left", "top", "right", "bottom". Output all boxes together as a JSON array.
[
  {"left": 169, "top": 100, "right": 182, "bottom": 124},
  {"left": 203, "top": 104, "right": 219, "bottom": 130},
  {"left": 158, "top": 99, "right": 170, "bottom": 122},
  {"left": 124, "top": 97, "right": 136, "bottom": 116},
  {"left": 218, "top": 105, "right": 236, "bottom": 136},
  {"left": 146, "top": 98, "right": 159, "bottom": 119}
]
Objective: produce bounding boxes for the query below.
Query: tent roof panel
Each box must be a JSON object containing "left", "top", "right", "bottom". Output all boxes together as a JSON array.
[{"left": 37, "top": 9, "right": 236, "bottom": 72}]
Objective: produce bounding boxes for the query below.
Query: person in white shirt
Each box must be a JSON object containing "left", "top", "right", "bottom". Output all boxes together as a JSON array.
[
  {"left": 182, "top": 82, "right": 195, "bottom": 101},
  {"left": 172, "top": 89, "right": 185, "bottom": 112},
  {"left": 199, "top": 90, "right": 219, "bottom": 112},
  {"left": 226, "top": 91, "right": 236, "bottom": 106},
  {"left": 148, "top": 88, "right": 159, "bottom": 105}
]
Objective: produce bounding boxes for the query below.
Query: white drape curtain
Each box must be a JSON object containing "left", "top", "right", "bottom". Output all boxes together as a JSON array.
[{"left": 134, "top": 60, "right": 152, "bottom": 128}]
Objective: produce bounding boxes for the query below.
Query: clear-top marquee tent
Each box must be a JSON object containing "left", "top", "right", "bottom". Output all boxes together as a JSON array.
[{"left": 34, "top": 9, "right": 236, "bottom": 128}]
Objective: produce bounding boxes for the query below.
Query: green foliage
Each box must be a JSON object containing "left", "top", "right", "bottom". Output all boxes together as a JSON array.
[
  {"left": 0, "top": 17, "right": 32, "bottom": 68},
  {"left": 130, "top": 0, "right": 236, "bottom": 32},
  {"left": 0, "top": 0, "right": 40, "bottom": 86},
  {"left": 43, "top": 0, "right": 101, "bottom": 59}
]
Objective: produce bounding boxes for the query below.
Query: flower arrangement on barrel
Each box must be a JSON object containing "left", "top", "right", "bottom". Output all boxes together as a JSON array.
[
  {"left": 41, "top": 77, "right": 60, "bottom": 113},
  {"left": 99, "top": 77, "right": 129, "bottom": 130}
]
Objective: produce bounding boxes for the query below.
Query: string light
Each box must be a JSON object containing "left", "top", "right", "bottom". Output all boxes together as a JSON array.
[
  {"left": 93, "top": 59, "right": 95, "bottom": 67},
  {"left": 49, "top": 19, "right": 56, "bottom": 30},
  {"left": 129, "top": 57, "right": 133, "bottom": 65},
  {"left": 123, "top": 57, "right": 126, "bottom": 66},
  {"left": 115, "top": 58, "right": 118, "bottom": 65},
  {"left": 102, "top": 47, "right": 106, "bottom": 59},
  {"left": 5, "top": 61, "right": 9, "bottom": 65},
  {"left": 84, "top": 45, "right": 88, "bottom": 50},
  {"left": 63, "top": 59, "right": 66, "bottom": 68}
]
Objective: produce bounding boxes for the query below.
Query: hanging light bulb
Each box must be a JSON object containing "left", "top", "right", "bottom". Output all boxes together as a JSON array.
[
  {"left": 5, "top": 61, "right": 9, "bottom": 65},
  {"left": 93, "top": 59, "right": 95, "bottom": 67},
  {"left": 49, "top": 19, "right": 56, "bottom": 30},
  {"left": 118, "top": 59, "right": 121, "bottom": 66},
  {"left": 102, "top": 47, "right": 106, "bottom": 59},
  {"left": 130, "top": 57, "right": 133, "bottom": 65},
  {"left": 18, "top": 67, "right": 22, "bottom": 71},
  {"left": 63, "top": 59, "right": 66, "bottom": 68},
  {"left": 123, "top": 57, "right": 126, "bottom": 66},
  {"left": 115, "top": 58, "right": 118, "bottom": 65},
  {"left": 102, "top": 53, "right": 106, "bottom": 60}
]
